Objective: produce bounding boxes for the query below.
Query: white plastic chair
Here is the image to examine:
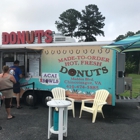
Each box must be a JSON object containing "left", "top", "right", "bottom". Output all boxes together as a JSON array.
[
  {"left": 79, "top": 89, "right": 109, "bottom": 123},
  {"left": 51, "top": 87, "right": 75, "bottom": 118}
]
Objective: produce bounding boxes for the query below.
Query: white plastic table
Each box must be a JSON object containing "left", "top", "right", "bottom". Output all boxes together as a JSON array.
[{"left": 47, "top": 100, "right": 71, "bottom": 140}]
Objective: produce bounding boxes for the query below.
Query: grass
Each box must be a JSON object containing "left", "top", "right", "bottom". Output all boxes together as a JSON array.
[{"left": 121, "top": 74, "right": 140, "bottom": 98}]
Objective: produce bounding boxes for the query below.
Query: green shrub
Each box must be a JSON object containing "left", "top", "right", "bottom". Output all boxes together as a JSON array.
[{"left": 125, "top": 60, "right": 136, "bottom": 74}]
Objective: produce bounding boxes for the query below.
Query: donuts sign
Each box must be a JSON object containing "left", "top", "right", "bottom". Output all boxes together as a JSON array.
[
  {"left": 59, "top": 66, "right": 108, "bottom": 77},
  {"left": 2, "top": 30, "right": 53, "bottom": 44}
]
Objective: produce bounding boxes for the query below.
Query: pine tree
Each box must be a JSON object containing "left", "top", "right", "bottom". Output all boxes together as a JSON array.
[
  {"left": 55, "top": 9, "right": 81, "bottom": 37},
  {"left": 77, "top": 4, "right": 105, "bottom": 41}
]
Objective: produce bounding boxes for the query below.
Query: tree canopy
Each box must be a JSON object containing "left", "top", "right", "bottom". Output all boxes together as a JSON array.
[
  {"left": 55, "top": 9, "right": 81, "bottom": 37},
  {"left": 55, "top": 4, "right": 105, "bottom": 41},
  {"left": 77, "top": 4, "right": 105, "bottom": 41},
  {"left": 115, "top": 31, "right": 140, "bottom": 41}
]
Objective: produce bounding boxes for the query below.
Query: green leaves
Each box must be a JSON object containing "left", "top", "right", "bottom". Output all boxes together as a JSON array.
[
  {"left": 125, "top": 59, "right": 136, "bottom": 74},
  {"left": 115, "top": 31, "right": 139, "bottom": 41},
  {"left": 55, "top": 9, "right": 81, "bottom": 37},
  {"left": 55, "top": 4, "right": 105, "bottom": 41}
]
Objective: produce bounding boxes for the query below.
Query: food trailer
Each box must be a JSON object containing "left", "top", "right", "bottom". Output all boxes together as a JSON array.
[{"left": 0, "top": 29, "right": 127, "bottom": 107}]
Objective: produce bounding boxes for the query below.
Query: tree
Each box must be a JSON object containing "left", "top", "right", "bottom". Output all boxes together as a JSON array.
[
  {"left": 55, "top": 4, "right": 105, "bottom": 41},
  {"left": 124, "top": 31, "right": 135, "bottom": 38},
  {"left": 115, "top": 31, "right": 135, "bottom": 41},
  {"left": 55, "top": 9, "right": 81, "bottom": 37},
  {"left": 76, "top": 4, "right": 105, "bottom": 41},
  {"left": 125, "top": 56, "right": 136, "bottom": 74},
  {"left": 135, "top": 30, "right": 140, "bottom": 34},
  {"left": 115, "top": 35, "right": 125, "bottom": 41}
]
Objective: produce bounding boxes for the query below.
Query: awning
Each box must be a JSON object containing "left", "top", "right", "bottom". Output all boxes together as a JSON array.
[{"left": 102, "top": 34, "right": 140, "bottom": 52}]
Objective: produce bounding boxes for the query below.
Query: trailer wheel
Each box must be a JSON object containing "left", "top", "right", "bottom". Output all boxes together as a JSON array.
[
  {"left": 42, "top": 93, "right": 52, "bottom": 107},
  {"left": 23, "top": 91, "right": 37, "bottom": 106}
]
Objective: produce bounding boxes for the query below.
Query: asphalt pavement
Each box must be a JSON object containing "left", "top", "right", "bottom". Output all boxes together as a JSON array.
[{"left": 0, "top": 101, "right": 140, "bottom": 140}]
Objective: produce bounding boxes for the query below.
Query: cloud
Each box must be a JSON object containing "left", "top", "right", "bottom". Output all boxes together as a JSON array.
[{"left": 0, "top": 0, "right": 140, "bottom": 42}]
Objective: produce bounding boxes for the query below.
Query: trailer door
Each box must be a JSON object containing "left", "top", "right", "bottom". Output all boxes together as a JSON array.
[{"left": 116, "top": 52, "right": 125, "bottom": 94}]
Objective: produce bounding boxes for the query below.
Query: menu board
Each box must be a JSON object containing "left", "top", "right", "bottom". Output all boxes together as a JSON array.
[
  {"left": 29, "top": 58, "right": 39, "bottom": 76},
  {"left": 17, "top": 54, "right": 24, "bottom": 66},
  {"left": 6, "top": 62, "right": 14, "bottom": 67}
]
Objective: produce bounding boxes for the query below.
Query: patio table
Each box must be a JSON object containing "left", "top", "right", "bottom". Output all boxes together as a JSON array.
[{"left": 47, "top": 100, "right": 71, "bottom": 140}]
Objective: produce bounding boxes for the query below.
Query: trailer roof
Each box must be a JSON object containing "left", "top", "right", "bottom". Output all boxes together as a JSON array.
[{"left": 0, "top": 41, "right": 113, "bottom": 50}]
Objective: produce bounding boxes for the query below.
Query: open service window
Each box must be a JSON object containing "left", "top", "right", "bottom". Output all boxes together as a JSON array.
[
  {"left": 16, "top": 53, "right": 25, "bottom": 76},
  {"left": 2, "top": 52, "right": 25, "bottom": 76},
  {"left": 0, "top": 50, "right": 41, "bottom": 77},
  {"left": 2, "top": 52, "right": 15, "bottom": 74},
  {"left": 2, "top": 52, "right": 14, "bottom": 67}
]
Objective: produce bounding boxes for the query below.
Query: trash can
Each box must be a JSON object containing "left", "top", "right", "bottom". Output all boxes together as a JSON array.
[{"left": 53, "top": 110, "right": 59, "bottom": 131}]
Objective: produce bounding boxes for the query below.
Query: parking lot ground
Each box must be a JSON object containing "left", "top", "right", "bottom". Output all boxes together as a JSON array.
[{"left": 0, "top": 101, "right": 140, "bottom": 140}]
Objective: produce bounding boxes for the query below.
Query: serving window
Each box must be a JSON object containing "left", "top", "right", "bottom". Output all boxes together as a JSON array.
[
  {"left": 2, "top": 52, "right": 14, "bottom": 66},
  {"left": 0, "top": 49, "right": 41, "bottom": 77}
]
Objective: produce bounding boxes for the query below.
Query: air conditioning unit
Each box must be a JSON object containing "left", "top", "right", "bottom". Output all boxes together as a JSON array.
[
  {"left": 53, "top": 33, "right": 75, "bottom": 43},
  {"left": 33, "top": 33, "right": 75, "bottom": 43}
]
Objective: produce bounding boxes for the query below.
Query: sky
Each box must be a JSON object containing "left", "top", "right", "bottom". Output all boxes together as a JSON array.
[{"left": 0, "top": 0, "right": 140, "bottom": 43}]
